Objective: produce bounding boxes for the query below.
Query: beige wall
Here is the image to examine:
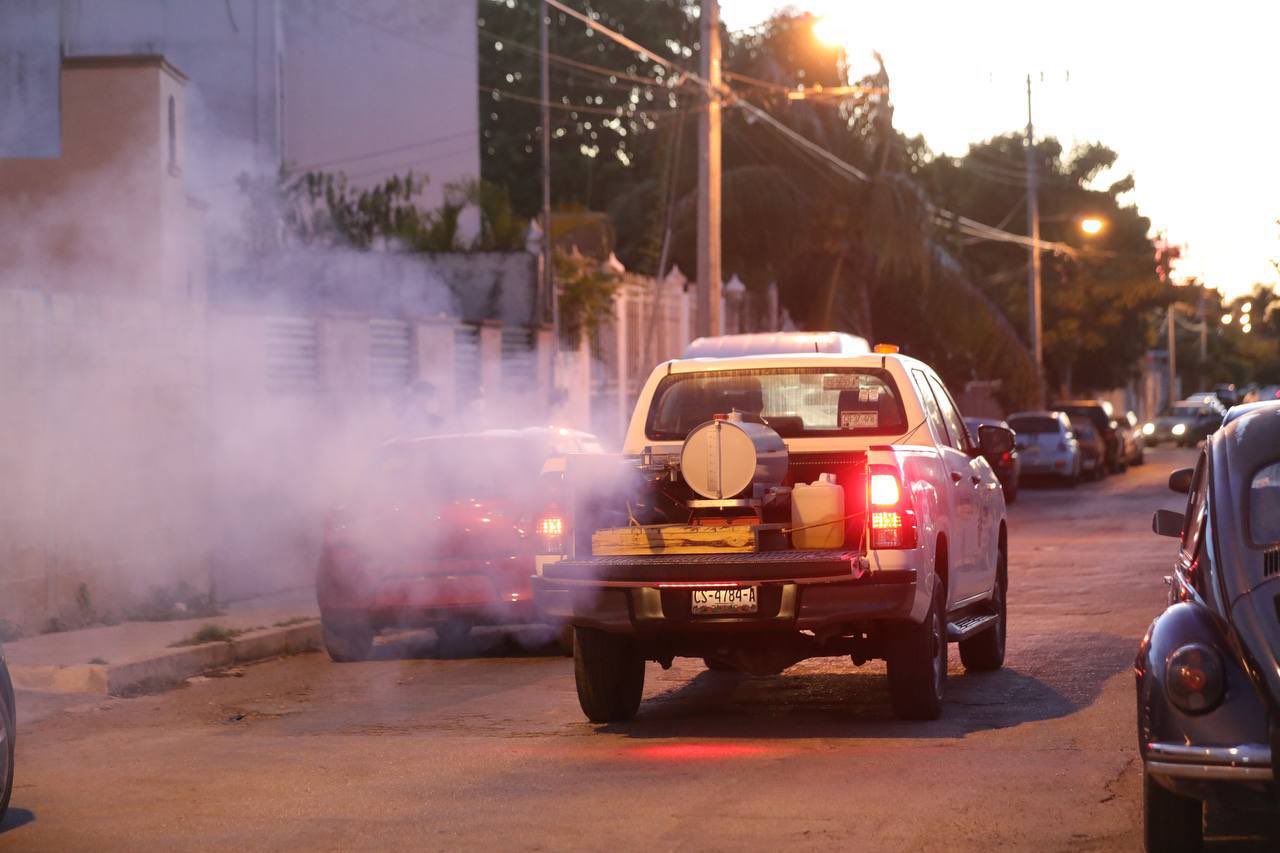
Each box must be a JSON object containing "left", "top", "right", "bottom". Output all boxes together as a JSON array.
[
  {"left": 0, "top": 290, "right": 209, "bottom": 632},
  {"left": 0, "top": 57, "right": 193, "bottom": 299},
  {"left": 0, "top": 57, "right": 212, "bottom": 632}
]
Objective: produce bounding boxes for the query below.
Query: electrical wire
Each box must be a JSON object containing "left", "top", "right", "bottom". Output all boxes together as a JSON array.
[
  {"left": 478, "top": 27, "right": 689, "bottom": 90},
  {"left": 294, "top": 128, "right": 480, "bottom": 173},
  {"left": 540, "top": 0, "right": 1077, "bottom": 256},
  {"left": 480, "top": 85, "right": 693, "bottom": 118},
  {"left": 543, "top": 0, "right": 680, "bottom": 73}
]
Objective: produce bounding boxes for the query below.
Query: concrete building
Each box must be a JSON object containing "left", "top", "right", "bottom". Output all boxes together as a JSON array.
[
  {"left": 0, "top": 56, "right": 210, "bottom": 632},
  {"left": 0, "top": 0, "right": 481, "bottom": 221}
]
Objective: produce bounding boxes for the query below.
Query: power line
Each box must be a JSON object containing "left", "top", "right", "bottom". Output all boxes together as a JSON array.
[
  {"left": 544, "top": 0, "right": 1076, "bottom": 256},
  {"left": 543, "top": 0, "right": 681, "bottom": 73},
  {"left": 294, "top": 129, "right": 480, "bottom": 173},
  {"left": 480, "top": 85, "right": 692, "bottom": 117},
  {"left": 340, "top": 145, "right": 483, "bottom": 183},
  {"left": 478, "top": 27, "right": 690, "bottom": 90}
]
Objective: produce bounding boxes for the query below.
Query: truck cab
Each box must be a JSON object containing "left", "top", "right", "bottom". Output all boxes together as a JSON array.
[{"left": 534, "top": 348, "right": 1012, "bottom": 723}]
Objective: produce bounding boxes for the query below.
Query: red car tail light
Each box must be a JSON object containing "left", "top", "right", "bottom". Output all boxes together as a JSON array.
[
  {"left": 536, "top": 509, "right": 565, "bottom": 555},
  {"left": 867, "top": 466, "right": 917, "bottom": 550}
]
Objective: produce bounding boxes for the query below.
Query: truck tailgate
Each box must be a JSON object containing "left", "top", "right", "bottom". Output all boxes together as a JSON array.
[{"left": 543, "top": 549, "right": 867, "bottom": 583}]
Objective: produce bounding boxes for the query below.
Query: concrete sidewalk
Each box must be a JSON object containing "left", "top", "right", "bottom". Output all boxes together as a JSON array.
[{"left": 5, "top": 589, "right": 321, "bottom": 695}]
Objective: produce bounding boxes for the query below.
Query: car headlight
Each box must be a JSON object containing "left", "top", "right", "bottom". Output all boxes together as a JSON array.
[
  {"left": 1165, "top": 643, "right": 1225, "bottom": 714},
  {"left": 1142, "top": 422, "right": 1155, "bottom": 436},
  {"left": 1171, "top": 423, "right": 1187, "bottom": 436}
]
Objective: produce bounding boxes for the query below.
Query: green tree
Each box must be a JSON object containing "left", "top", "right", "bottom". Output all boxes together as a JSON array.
[
  {"left": 477, "top": 0, "right": 700, "bottom": 218},
  {"left": 921, "top": 136, "right": 1167, "bottom": 397},
  {"left": 273, "top": 170, "right": 526, "bottom": 253}
]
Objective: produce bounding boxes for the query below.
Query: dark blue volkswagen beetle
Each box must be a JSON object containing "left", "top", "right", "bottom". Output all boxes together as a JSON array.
[{"left": 1138, "top": 401, "right": 1280, "bottom": 849}]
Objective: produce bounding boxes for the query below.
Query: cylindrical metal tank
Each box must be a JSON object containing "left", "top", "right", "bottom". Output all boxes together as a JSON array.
[{"left": 680, "top": 414, "right": 788, "bottom": 500}]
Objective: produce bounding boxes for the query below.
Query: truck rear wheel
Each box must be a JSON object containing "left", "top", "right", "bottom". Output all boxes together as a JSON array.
[
  {"left": 574, "top": 627, "right": 645, "bottom": 723},
  {"left": 885, "top": 582, "right": 945, "bottom": 720}
]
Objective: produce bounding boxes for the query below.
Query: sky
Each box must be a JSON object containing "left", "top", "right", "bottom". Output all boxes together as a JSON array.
[{"left": 721, "top": 0, "right": 1280, "bottom": 297}]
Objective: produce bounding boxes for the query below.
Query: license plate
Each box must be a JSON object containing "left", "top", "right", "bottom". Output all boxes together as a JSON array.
[{"left": 691, "top": 587, "right": 758, "bottom": 615}]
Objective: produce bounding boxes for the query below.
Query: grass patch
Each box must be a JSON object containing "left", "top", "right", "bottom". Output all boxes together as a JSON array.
[
  {"left": 169, "top": 623, "right": 264, "bottom": 648},
  {"left": 271, "top": 617, "right": 312, "bottom": 628},
  {"left": 87, "top": 657, "right": 108, "bottom": 665}
]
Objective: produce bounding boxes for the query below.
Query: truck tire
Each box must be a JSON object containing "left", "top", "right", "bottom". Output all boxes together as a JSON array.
[
  {"left": 959, "top": 567, "right": 1006, "bottom": 672},
  {"left": 322, "top": 615, "right": 374, "bottom": 662},
  {"left": 886, "top": 582, "right": 945, "bottom": 720},
  {"left": 574, "top": 627, "right": 645, "bottom": 723},
  {"left": 1143, "top": 772, "right": 1201, "bottom": 852}
]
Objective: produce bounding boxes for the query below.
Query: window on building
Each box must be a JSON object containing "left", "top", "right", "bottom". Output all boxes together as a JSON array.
[{"left": 167, "top": 95, "right": 178, "bottom": 172}]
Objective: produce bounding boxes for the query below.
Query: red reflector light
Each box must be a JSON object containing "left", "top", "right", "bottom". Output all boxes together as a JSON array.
[{"left": 867, "top": 465, "right": 916, "bottom": 550}]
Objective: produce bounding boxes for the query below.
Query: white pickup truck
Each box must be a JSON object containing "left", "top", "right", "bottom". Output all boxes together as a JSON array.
[{"left": 533, "top": 344, "right": 1013, "bottom": 722}]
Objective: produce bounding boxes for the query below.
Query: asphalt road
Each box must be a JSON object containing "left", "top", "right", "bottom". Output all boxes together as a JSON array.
[{"left": 4, "top": 445, "right": 1267, "bottom": 851}]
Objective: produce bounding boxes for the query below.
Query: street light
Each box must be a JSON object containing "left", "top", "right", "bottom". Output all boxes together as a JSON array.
[
  {"left": 1079, "top": 216, "right": 1105, "bottom": 236},
  {"left": 811, "top": 15, "right": 843, "bottom": 48}
]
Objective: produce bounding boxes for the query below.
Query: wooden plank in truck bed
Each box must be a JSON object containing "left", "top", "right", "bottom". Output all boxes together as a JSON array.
[{"left": 591, "top": 524, "right": 760, "bottom": 556}]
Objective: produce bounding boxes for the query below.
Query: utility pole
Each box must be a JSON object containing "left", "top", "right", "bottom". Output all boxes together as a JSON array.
[
  {"left": 696, "top": 0, "right": 722, "bottom": 337},
  {"left": 1024, "top": 73, "right": 1043, "bottom": 400},
  {"left": 540, "top": 3, "right": 556, "bottom": 339}
]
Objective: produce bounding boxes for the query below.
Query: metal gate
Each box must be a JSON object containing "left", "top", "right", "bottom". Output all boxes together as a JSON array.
[
  {"left": 501, "top": 326, "right": 536, "bottom": 394},
  {"left": 264, "top": 317, "right": 320, "bottom": 393},
  {"left": 454, "top": 323, "right": 481, "bottom": 404},
  {"left": 369, "top": 319, "right": 413, "bottom": 391}
]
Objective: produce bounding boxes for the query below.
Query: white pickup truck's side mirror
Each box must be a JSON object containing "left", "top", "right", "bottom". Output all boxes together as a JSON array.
[
  {"left": 1152, "top": 509, "right": 1185, "bottom": 538},
  {"left": 977, "top": 424, "right": 1015, "bottom": 457}
]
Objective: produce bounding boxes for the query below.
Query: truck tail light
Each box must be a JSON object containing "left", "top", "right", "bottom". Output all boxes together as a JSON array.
[
  {"left": 536, "top": 509, "right": 565, "bottom": 555},
  {"left": 868, "top": 467, "right": 917, "bottom": 550}
]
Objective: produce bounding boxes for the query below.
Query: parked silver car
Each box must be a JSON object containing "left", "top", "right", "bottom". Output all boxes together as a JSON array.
[{"left": 1006, "top": 411, "right": 1081, "bottom": 486}]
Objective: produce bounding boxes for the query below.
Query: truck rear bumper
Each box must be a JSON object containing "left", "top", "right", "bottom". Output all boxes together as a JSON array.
[{"left": 532, "top": 569, "right": 917, "bottom": 634}]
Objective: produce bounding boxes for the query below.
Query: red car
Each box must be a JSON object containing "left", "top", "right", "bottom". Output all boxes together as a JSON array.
[{"left": 317, "top": 427, "right": 602, "bottom": 661}]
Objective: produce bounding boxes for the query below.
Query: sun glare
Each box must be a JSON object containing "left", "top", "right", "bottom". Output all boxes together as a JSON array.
[{"left": 811, "top": 15, "right": 844, "bottom": 48}]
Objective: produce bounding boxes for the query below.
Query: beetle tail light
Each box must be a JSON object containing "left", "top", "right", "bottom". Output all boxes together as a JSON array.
[
  {"left": 1165, "top": 644, "right": 1225, "bottom": 714},
  {"left": 868, "top": 467, "right": 917, "bottom": 550}
]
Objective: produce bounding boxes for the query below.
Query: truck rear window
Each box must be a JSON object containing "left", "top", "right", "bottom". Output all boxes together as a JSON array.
[{"left": 645, "top": 368, "right": 907, "bottom": 440}]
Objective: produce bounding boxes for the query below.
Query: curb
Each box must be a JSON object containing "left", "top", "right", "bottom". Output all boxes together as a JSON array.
[{"left": 9, "top": 621, "right": 322, "bottom": 696}]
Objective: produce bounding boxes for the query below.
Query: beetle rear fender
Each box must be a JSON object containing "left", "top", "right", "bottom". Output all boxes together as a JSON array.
[{"left": 1136, "top": 602, "right": 1269, "bottom": 758}]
